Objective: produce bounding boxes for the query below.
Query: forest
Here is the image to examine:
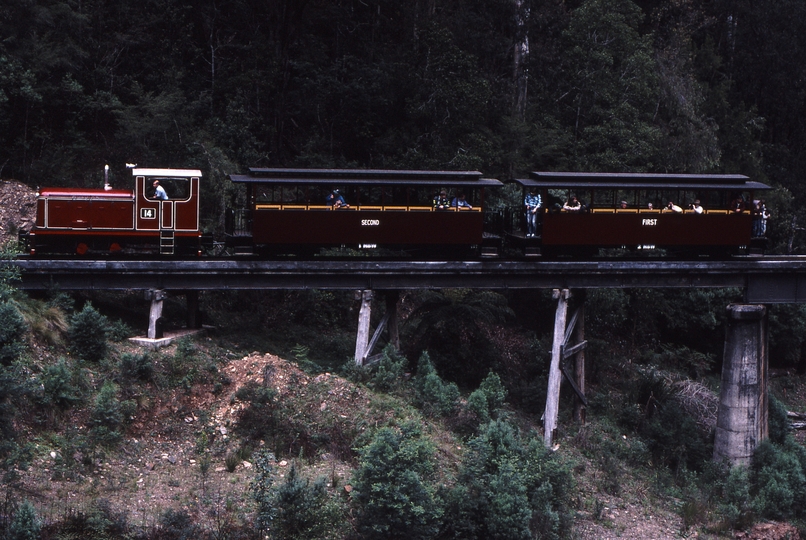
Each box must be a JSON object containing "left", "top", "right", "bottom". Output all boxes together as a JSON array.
[
  {"left": 2, "top": 0, "right": 806, "bottom": 252},
  {"left": 3, "top": 0, "right": 806, "bottom": 538}
]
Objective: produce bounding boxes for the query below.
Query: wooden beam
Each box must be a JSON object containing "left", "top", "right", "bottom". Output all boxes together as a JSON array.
[
  {"left": 354, "top": 290, "right": 373, "bottom": 365},
  {"left": 573, "top": 304, "right": 586, "bottom": 423},
  {"left": 560, "top": 360, "right": 588, "bottom": 406},
  {"left": 544, "top": 289, "right": 570, "bottom": 447},
  {"left": 362, "top": 311, "right": 391, "bottom": 362},
  {"left": 562, "top": 340, "right": 588, "bottom": 359}
]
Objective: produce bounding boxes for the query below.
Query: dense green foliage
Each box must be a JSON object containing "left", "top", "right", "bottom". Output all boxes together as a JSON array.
[
  {"left": 68, "top": 303, "right": 108, "bottom": 362},
  {"left": 3, "top": 0, "right": 805, "bottom": 249}
]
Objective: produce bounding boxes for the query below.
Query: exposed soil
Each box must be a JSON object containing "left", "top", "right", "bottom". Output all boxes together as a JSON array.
[{"left": 0, "top": 179, "right": 36, "bottom": 246}]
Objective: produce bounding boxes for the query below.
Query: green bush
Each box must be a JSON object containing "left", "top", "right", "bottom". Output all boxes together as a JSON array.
[
  {"left": 272, "top": 463, "right": 345, "bottom": 539},
  {"left": 351, "top": 422, "right": 443, "bottom": 539},
  {"left": 0, "top": 301, "right": 26, "bottom": 366},
  {"left": 68, "top": 303, "right": 108, "bottom": 362},
  {"left": 441, "top": 419, "right": 574, "bottom": 540},
  {"left": 41, "top": 358, "right": 85, "bottom": 410},
  {"left": 119, "top": 352, "right": 153, "bottom": 381},
  {"left": 9, "top": 500, "right": 40, "bottom": 540},
  {"left": 89, "top": 381, "right": 134, "bottom": 446},
  {"left": 369, "top": 345, "right": 407, "bottom": 393},
  {"left": 250, "top": 450, "right": 276, "bottom": 535},
  {"left": 414, "top": 352, "right": 459, "bottom": 417},
  {"left": 750, "top": 439, "right": 806, "bottom": 521},
  {"left": 768, "top": 394, "right": 790, "bottom": 445}
]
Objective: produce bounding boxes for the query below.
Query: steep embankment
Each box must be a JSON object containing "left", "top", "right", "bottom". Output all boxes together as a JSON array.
[{"left": 0, "top": 179, "right": 37, "bottom": 246}]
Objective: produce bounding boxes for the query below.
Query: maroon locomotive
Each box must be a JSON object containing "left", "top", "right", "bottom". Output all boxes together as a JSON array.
[{"left": 26, "top": 168, "right": 203, "bottom": 256}]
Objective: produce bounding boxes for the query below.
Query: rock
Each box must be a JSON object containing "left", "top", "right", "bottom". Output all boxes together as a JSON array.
[
  {"left": 242, "top": 461, "right": 252, "bottom": 469},
  {"left": 167, "top": 455, "right": 177, "bottom": 464},
  {"left": 279, "top": 460, "right": 288, "bottom": 467}
]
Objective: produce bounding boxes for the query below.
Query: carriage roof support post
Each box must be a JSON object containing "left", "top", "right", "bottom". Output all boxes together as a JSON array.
[{"left": 713, "top": 304, "right": 769, "bottom": 466}]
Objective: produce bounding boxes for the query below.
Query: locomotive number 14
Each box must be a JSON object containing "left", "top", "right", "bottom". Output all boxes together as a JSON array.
[{"left": 141, "top": 208, "right": 156, "bottom": 219}]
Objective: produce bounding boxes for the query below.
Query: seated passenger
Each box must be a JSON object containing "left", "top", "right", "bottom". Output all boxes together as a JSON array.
[
  {"left": 326, "top": 189, "right": 349, "bottom": 209},
  {"left": 619, "top": 200, "right": 628, "bottom": 209},
  {"left": 730, "top": 196, "right": 745, "bottom": 212},
  {"left": 665, "top": 201, "right": 683, "bottom": 213},
  {"left": 451, "top": 192, "right": 473, "bottom": 210},
  {"left": 563, "top": 196, "right": 582, "bottom": 212},
  {"left": 433, "top": 189, "right": 450, "bottom": 210},
  {"left": 691, "top": 200, "right": 704, "bottom": 214},
  {"left": 647, "top": 203, "right": 654, "bottom": 210}
]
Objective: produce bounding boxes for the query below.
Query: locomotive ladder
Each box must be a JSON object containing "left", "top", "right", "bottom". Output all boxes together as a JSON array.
[{"left": 159, "top": 230, "right": 175, "bottom": 255}]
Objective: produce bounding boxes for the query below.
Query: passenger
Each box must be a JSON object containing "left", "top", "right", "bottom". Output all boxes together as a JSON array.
[
  {"left": 730, "top": 195, "right": 745, "bottom": 212},
  {"left": 433, "top": 189, "right": 450, "bottom": 210},
  {"left": 326, "top": 188, "right": 349, "bottom": 209},
  {"left": 152, "top": 180, "right": 168, "bottom": 200},
  {"left": 451, "top": 192, "right": 473, "bottom": 210},
  {"left": 647, "top": 203, "right": 654, "bottom": 210},
  {"left": 563, "top": 196, "right": 582, "bottom": 212},
  {"left": 691, "top": 200, "right": 704, "bottom": 214},
  {"left": 752, "top": 200, "right": 770, "bottom": 237},
  {"left": 524, "top": 188, "right": 541, "bottom": 237},
  {"left": 619, "top": 200, "right": 628, "bottom": 209},
  {"left": 665, "top": 201, "right": 683, "bottom": 213}
]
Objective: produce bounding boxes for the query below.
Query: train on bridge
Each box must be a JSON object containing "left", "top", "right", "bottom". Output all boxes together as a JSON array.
[{"left": 21, "top": 167, "right": 771, "bottom": 259}]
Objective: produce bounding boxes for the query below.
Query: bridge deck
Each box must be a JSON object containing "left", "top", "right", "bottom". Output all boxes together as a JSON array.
[{"left": 10, "top": 256, "right": 806, "bottom": 303}]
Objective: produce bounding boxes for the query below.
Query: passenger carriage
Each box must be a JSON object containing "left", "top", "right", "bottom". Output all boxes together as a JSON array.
[
  {"left": 508, "top": 172, "right": 771, "bottom": 257},
  {"left": 226, "top": 168, "right": 503, "bottom": 257}
]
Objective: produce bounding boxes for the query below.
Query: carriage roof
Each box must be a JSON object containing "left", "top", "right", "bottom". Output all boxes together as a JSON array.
[
  {"left": 512, "top": 172, "right": 770, "bottom": 191},
  {"left": 230, "top": 168, "right": 502, "bottom": 187}
]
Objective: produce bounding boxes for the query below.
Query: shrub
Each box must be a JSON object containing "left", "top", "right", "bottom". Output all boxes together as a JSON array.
[
  {"left": 272, "top": 463, "right": 345, "bottom": 539},
  {"left": 250, "top": 450, "right": 276, "bottom": 535},
  {"left": 414, "top": 352, "right": 459, "bottom": 418},
  {"left": 155, "top": 508, "right": 200, "bottom": 539},
  {"left": 369, "top": 345, "right": 407, "bottom": 393},
  {"left": 119, "top": 352, "right": 154, "bottom": 381},
  {"left": 90, "top": 381, "right": 135, "bottom": 446},
  {"left": 441, "top": 419, "right": 574, "bottom": 540},
  {"left": 41, "top": 358, "right": 85, "bottom": 410},
  {"left": 768, "top": 394, "right": 790, "bottom": 445},
  {"left": 68, "top": 303, "right": 108, "bottom": 362},
  {"left": 351, "top": 422, "right": 443, "bottom": 539},
  {"left": 0, "top": 301, "right": 26, "bottom": 365},
  {"left": 9, "top": 500, "right": 40, "bottom": 540},
  {"left": 750, "top": 439, "right": 806, "bottom": 520}
]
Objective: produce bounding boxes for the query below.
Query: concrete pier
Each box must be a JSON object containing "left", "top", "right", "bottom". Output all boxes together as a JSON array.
[{"left": 713, "top": 304, "right": 768, "bottom": 466}]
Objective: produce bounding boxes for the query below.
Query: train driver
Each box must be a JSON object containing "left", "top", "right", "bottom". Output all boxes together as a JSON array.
[{"left": 153, "top": 180, "right": 169, "bottom": 200}]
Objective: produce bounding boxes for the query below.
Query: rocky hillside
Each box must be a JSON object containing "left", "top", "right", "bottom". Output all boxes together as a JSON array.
[{"left": 0, "top": 179, "right": 36, "bottom": 246}]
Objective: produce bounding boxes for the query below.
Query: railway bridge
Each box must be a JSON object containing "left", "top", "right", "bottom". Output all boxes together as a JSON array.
[{"left": 11, "top": 256, "right": 806, "bottom": 464}]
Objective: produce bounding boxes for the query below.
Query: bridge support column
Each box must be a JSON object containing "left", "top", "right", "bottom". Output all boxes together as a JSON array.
[
  {"left": 355, "top": 290, "right": 373, "bottom": 365},
  {"left": 544, "top": 289, "right": 570, "bottom": 447},
  {"left": 714, "top": 304, "right": 768, "bottom": 466},
  {"left": 146, "top": 289, "right": 167, "bottom": 339}
]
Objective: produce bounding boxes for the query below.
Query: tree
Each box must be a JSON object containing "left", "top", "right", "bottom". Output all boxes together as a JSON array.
[
  {"left": 558, "top": 0, "right": 662, "bottom": 172},
  {"left": 352, "top": 422, "right": 443, "bottom": 539},
  {"left": 68, "top": 303, "right": 108, "bottom": 362}
]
